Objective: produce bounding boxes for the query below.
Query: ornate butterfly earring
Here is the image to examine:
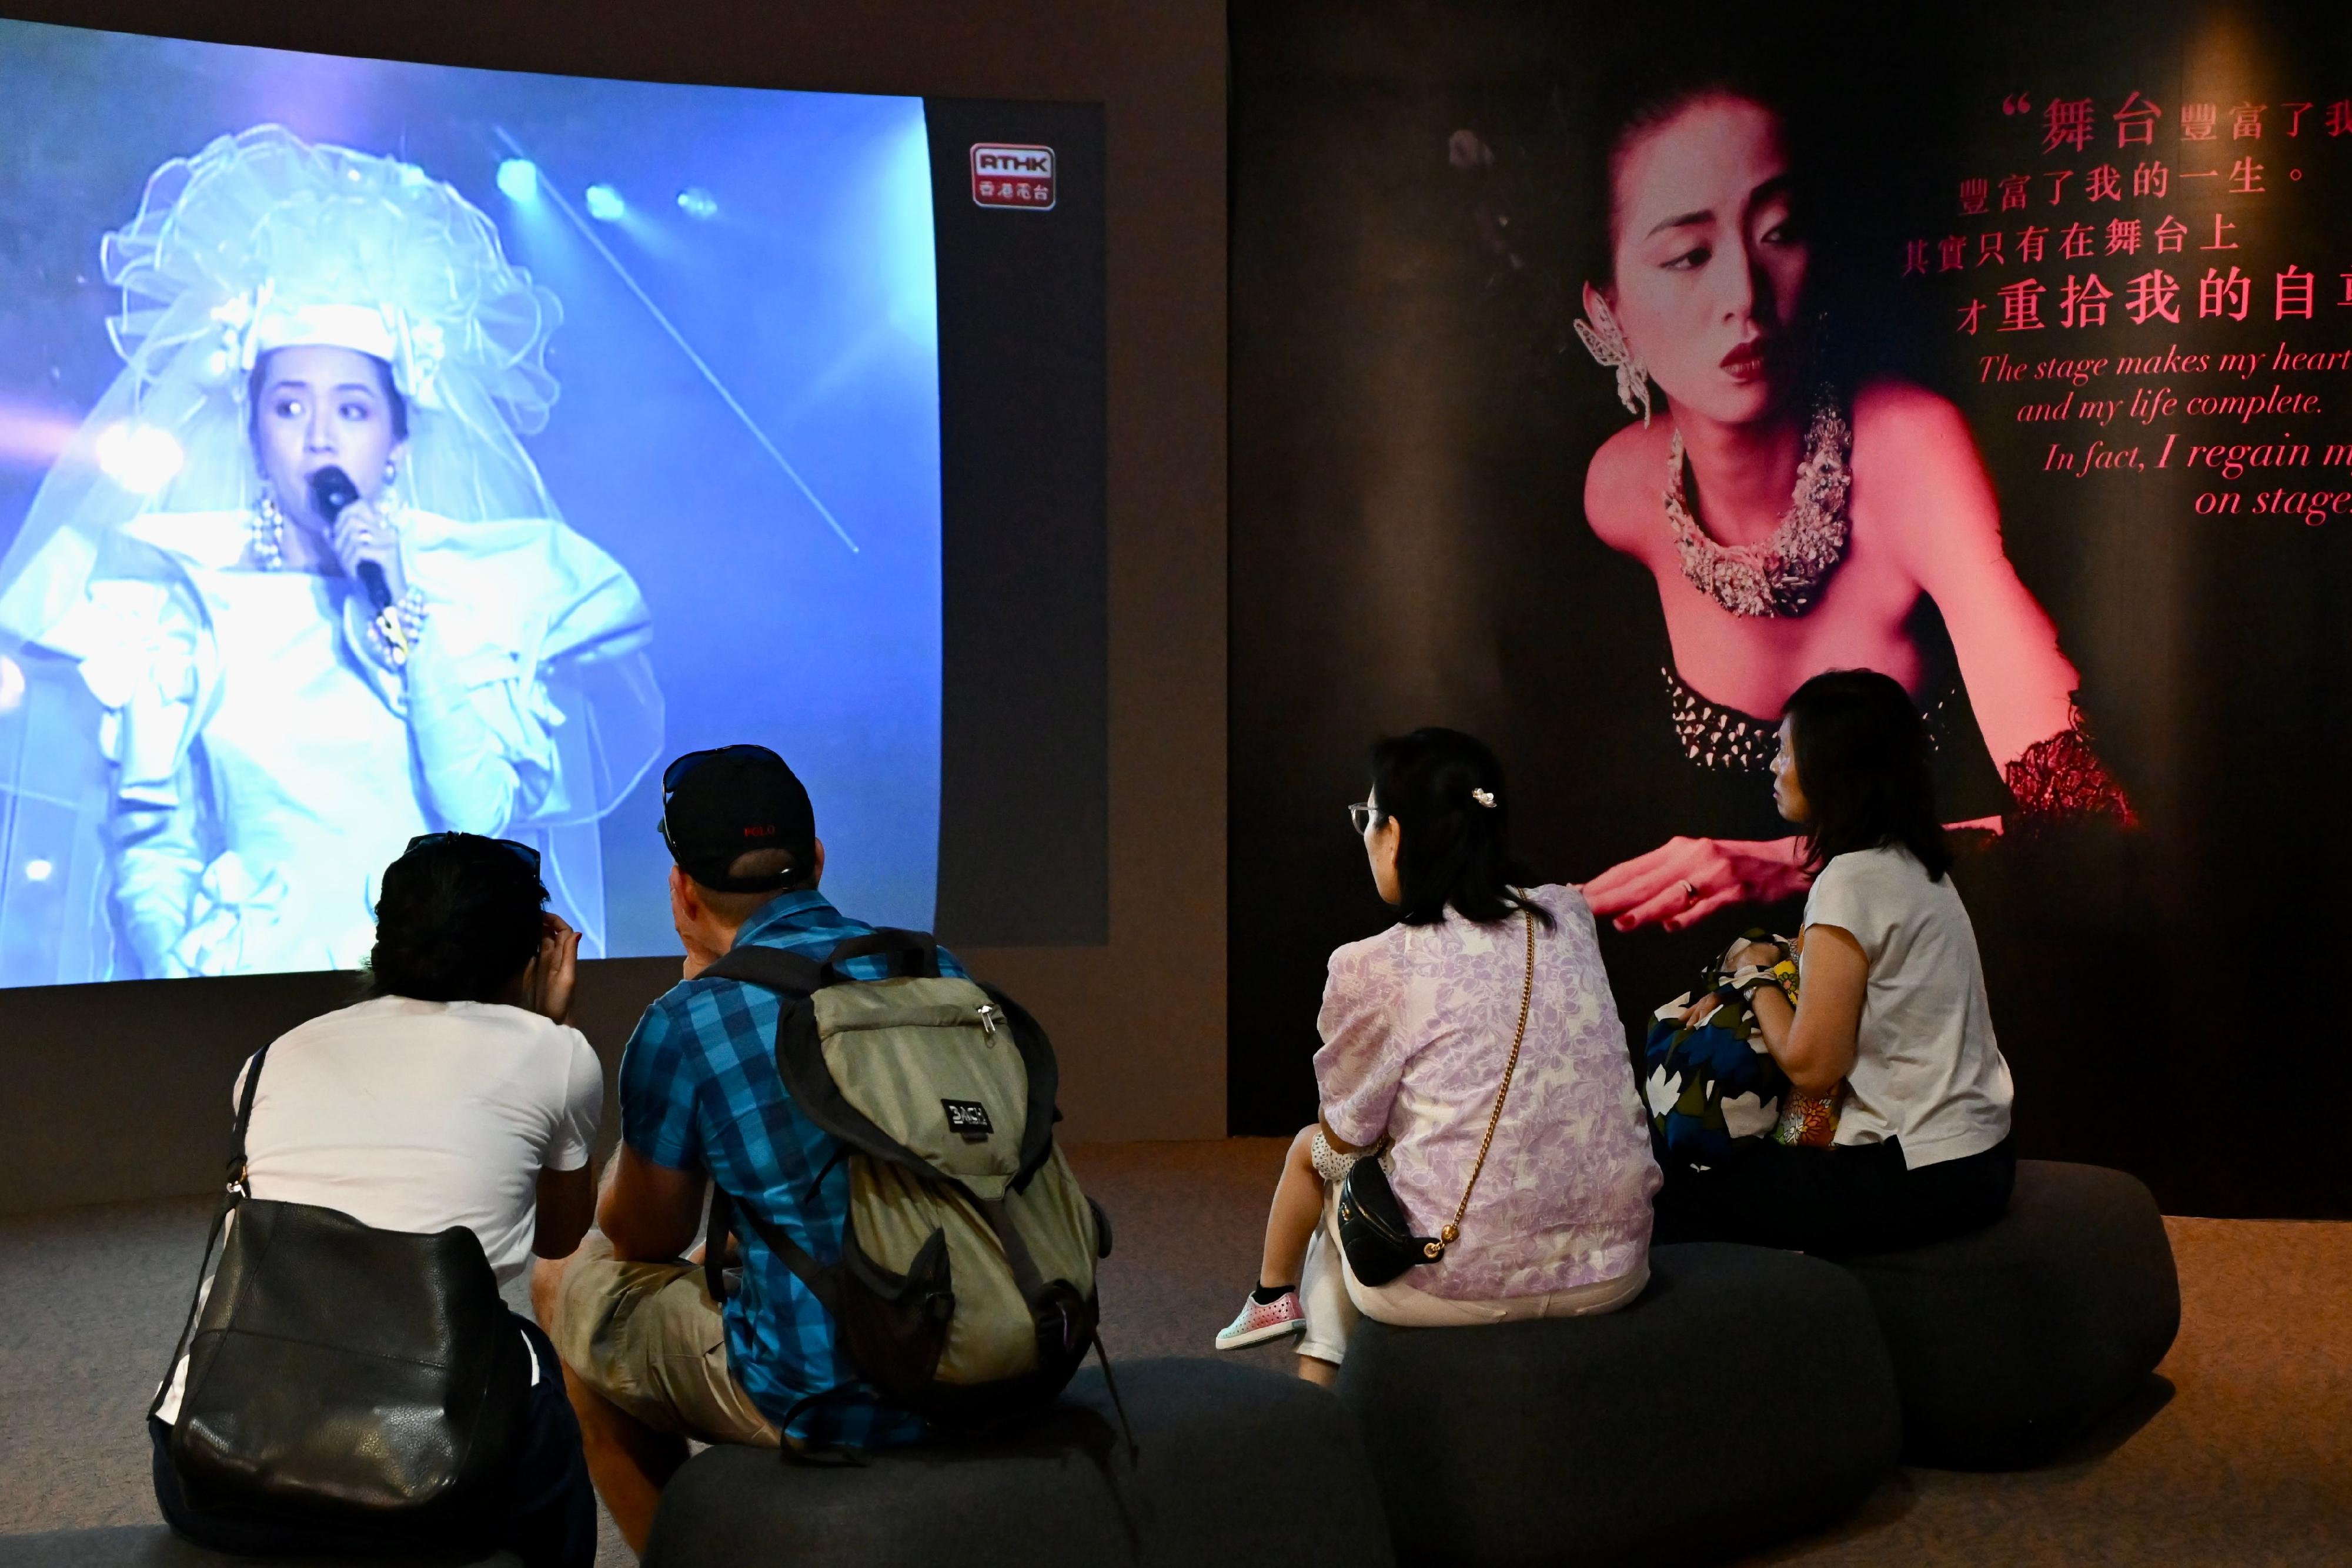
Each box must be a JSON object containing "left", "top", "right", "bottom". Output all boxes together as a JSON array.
[{"left": 1573, "top": 283, "right": 1655, "bottom": 426}]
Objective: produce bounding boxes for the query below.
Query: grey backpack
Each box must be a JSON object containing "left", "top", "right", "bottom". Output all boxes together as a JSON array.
[{"left": 701, "top": 931, "right": 1110, "bottom": 1436}]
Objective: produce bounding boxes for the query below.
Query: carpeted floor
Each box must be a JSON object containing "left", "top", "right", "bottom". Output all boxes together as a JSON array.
[{"left": 2, "top": 1139, "right": 2346, "bottom": 1566}]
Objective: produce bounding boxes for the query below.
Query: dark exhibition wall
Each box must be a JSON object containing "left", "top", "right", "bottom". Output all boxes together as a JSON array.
[
  {"left": 3, "top": 0, "right": 1227, "bottom": 1214},
  {"left": 1230, "top": 0, "right": 2352, "bottom": 1218}
]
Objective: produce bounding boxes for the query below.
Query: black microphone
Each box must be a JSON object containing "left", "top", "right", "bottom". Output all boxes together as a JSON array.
[{"left": 308, "top": 466, "right": 392, "bottom": 613}]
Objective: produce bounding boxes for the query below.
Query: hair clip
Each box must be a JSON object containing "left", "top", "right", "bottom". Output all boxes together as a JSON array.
[{"left": 1471, "top": 788, "right": 1496, "bottom": 808}]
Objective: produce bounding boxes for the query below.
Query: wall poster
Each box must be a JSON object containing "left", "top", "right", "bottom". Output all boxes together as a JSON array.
[{"left": 1231, "top": 0, "right": 2352, "bottom": 1216}]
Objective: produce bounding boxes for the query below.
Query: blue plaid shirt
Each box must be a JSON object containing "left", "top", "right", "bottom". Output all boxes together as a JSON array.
[{"left": 618, "top": 890, "right": 966, "bottom": 1449}]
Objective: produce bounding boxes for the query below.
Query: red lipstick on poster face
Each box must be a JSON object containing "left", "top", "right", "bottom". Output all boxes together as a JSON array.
[{"left": 1720, "top": 340, "right": 1769, "bottom": 383}]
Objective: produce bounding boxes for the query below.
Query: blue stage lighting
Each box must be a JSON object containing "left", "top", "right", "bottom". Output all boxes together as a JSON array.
[
  {"left": 676, "top": 187, "right": 719, "bottom": 220},
  {"left": 495, "top": 158, "right": 539, "bottom": 202},
  {"left": 584, "top": 183, "right": 626, "bottom": 222}
]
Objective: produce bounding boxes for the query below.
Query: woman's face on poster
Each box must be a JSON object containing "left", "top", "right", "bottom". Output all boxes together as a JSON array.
[
  {"left": 249, "top": 345, "right": 406, "bottom": 525},
  {"left": 1606, "top": 94, "right": 1809, "bottom": 427}
]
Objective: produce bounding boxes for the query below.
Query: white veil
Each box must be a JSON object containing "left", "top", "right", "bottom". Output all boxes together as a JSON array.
[{"left": 0, "top": 126, "right": 662, "bottom": 981}]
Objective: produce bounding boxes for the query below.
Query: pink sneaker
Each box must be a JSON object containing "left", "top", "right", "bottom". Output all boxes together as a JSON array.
[{"left": 1214, "top": 1288, "right": 1305, "bottom": 1350}]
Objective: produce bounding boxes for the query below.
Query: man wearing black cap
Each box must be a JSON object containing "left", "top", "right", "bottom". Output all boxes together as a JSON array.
[{"left": 540, "top": 744, "right": 967, "bottom": 1549}]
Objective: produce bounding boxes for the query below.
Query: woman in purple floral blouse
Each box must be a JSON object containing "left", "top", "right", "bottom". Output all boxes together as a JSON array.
[{"left": 1214, "top": 728, "right": 1662, "bottom": 1380}]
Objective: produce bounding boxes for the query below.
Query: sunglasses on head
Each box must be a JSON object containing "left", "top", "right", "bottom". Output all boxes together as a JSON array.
[
  {"left": 662, "top": 744, "right": 775, "bottom": 798},
  {"left": 405, "top": 831, "right": 541, "bottom": 872}
]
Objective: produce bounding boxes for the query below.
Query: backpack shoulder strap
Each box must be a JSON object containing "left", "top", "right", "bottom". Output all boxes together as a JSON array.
[
  {"left": 699, "top": 940, "right": 913, "bottom": 1166},
  {"left": 703, "top": 1183, "right": 840, "bottom": 1316},
  {"left": 703, "top": 944, "right": 828, "bottom": 996},
  {"left": 817, "top": 929, "right": 939, "bottom": 982},
  {"left": 980, "top": 984, "right": 1063, "bottom": 1189}
]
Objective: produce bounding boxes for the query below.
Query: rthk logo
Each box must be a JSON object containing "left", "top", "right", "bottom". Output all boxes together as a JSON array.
[{"left": 971, "top": 144, "right": 1055, "bottom": 210}]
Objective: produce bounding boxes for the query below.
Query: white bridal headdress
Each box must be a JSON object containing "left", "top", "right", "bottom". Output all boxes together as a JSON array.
[{"left": 0, "top": 124, "right": 566, "bottom": 641}]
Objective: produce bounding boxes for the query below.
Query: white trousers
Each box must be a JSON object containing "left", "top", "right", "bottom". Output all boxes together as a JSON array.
[{"left": 1297, "top": 1185, "right": 1648, "bottom": 1365}]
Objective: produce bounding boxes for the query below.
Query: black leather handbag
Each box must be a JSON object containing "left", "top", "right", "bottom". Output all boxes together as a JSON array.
[
  {"left": 1335, "top": 1157, "right": 1442, "bottom": 1287},
  {"left": 152, "top": 1042, "right": 530, "bottom": 1546},
  {"left": 1337, "top": 910, "right": 1536, "bottom": 1289}
]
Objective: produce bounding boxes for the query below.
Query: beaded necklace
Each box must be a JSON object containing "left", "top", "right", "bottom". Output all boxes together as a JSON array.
[{"left": 1663, "top": 386, "right": 1852, "bottom": 618}]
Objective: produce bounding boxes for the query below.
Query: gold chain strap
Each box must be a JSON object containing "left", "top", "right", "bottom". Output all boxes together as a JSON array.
[{"left": 1426, "top": 907, "right": 1536, "bottom": 1259}]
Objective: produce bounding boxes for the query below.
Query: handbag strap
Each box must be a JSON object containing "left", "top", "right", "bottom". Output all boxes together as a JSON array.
[
  {"left": 225, "top": 1042, "right": 271, "bottom": 1189},
  {"left": 1428, "top": 908, "right": 1536, "bottom": 1260},
  {"left": 149, "top": 1043, "right": 273, "bottom": 1420}
]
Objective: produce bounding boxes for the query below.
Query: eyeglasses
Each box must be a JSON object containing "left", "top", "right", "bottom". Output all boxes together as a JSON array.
[
  {"left": 404, "top": 831, "right": 541, "bottom": 872},
  {"left": 1347, "top": 801, "right": 1385, "bottom": 835},
  {"left": 662, "top": 744, "right": 775, "bottom": 798}
]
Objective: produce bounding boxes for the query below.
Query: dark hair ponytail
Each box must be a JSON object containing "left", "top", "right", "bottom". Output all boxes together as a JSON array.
[
  {"left": 1369, "top": 728, "right": 1552, "bottom": 928},
  {"left": 1784, "top": 669, "right": 1951, "bottom": 881},
  {"left": 368, "top": 835, "right": 547, "bottom": 1003}
]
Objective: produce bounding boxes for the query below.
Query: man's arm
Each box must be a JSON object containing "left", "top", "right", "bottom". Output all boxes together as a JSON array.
[
  {"left": 597, "top": 1141, "right": 708, "bottom": 1263},
  {"left": 602, "top": 993, "right": 710, "bottom": 1261}
]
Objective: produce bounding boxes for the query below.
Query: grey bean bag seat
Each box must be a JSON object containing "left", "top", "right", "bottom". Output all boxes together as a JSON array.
[
  {"left": 0, "top": 1527, "right": 514, "bottom": 1567},
  {"left": 1336, "top": 1242, "right": 1901, "bottom": 1568},
  {"left": 1835, "top": 1159, "right": 2180, "bottom": 1469},
  {"left": 643, "top": 1356, "right": 1394, "bottom": 1568}
]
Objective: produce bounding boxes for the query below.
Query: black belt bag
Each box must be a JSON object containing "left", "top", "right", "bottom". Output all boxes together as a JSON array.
[{"left": 152, "top": 1041, "right": 530, "bottom": 1546}]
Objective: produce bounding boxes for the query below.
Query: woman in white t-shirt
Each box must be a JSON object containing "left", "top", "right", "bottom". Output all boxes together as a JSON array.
[
  {"left": 152, "top": 832, "right": 604, "bottom": 1567},
  {"left": 1656, "top": 669, "right": 2016, "bottom": 1253}
]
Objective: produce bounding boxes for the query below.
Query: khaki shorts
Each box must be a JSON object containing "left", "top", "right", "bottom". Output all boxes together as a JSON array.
[{"left": 550, "top": 1232, "right": 780, "bottom": 1449}]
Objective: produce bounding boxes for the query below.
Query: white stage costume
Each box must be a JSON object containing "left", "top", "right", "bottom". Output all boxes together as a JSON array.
[{"left": 0, "top": 127, "right": 661, "bottom": 982}]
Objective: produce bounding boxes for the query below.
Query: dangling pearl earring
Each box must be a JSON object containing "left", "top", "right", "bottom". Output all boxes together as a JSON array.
[
  {"left": 1573, "top": 283, "right": 1656, "bottom": 426},
  {"left": 249, "top": 474, "right": 286, "bottom": 571}
]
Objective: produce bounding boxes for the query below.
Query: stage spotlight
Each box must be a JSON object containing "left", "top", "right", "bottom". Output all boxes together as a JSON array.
[
  {"left": 584, "top": 183, "right": 626, "bottom": 222},
  {"left": 25, "top": 859, "right": 53, "bottom": 883},
  {"left": 496, "top": 158, "right": 540, "bottom": 202},
  {"left": 94, "top": 422, "right": 183, "bottom": 494},
  {"left": 676, "top": 186, "right": 718, "bottom": 220}
]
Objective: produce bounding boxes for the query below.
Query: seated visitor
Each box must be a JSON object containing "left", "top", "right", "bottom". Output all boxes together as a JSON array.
[
  {"left": 1216, "top": 728, "right": 1660, "bottom": 1382},
  {"left": 152, "top": 831, "right": 602, "bottom": 1568},
  {"left": 1653, "top": 668, "right": 2017, "bottom": 1253},
  {"left": 543, "top": 744, "right": 968, "bottom": 1549}
]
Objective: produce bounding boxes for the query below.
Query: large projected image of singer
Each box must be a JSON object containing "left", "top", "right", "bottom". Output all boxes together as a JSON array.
[
  {"left": 1564, "top": 75, "right": 2132, "bottom": 935},
  {"left": 0, "top": 126, "right": 661, "bottom": 980}
]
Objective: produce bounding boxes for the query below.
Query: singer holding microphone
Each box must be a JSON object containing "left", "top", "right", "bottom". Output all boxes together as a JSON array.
[
  {"left": 0, "top": 127, "right": 663, "bottom": 980},
  {"left": 250, "top": 349, "right": 421, "bottom": 666}
]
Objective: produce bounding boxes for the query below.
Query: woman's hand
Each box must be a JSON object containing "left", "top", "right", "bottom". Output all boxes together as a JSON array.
[
  {"left": 1678, "top": 991, "right": 1728, "bottom": 1029},
  {"left": 326, "top": 497, "right": 407, "bottom": 603},
  {"left": 531, "top": 912, "right": 581, "bottom": 1025},
  {"left": 1676, "top": 940, "right": 1783, "bottom": 1028},
  {"left": 1584, "top": 835, "right": 1813, "bottom": 932}
]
